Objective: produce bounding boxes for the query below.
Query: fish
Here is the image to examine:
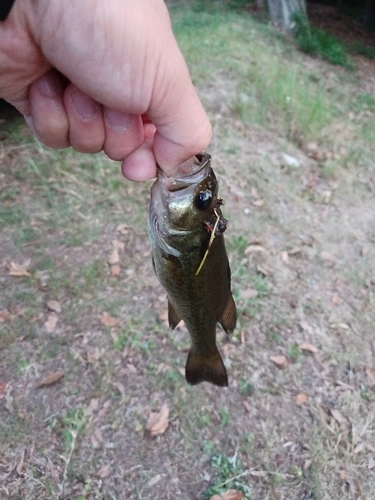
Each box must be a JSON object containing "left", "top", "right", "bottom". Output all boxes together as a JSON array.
[{"left": 148, "top": 153, "right": 236, "bottom": 387}]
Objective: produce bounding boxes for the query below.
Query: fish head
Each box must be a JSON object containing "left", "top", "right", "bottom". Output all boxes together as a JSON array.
[{"left": 150, "top": 153, "right": 224, "bottom": 234}]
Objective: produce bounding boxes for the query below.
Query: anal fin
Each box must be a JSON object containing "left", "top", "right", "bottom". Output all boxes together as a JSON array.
[
  {"left": 185, "top": 346, "right": 228, "bottom": 387},
  {"left": 168, "top": 299, "right": 182, "bottom": 330},
  {"left": 219, "top": 293, "right": 237, "bottom": 334}
]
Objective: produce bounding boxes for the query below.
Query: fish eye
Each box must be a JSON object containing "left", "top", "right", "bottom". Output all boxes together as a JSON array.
[{"left": 194, "top": 189, "right": 213, "bottom": 210}]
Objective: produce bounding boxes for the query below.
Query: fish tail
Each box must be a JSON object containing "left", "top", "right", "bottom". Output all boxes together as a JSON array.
[{"left": 185, "top": 346, "right": 228, "bottom": 387}]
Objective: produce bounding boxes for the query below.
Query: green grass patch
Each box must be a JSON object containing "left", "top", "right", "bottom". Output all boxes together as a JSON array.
[
  {"left": 203, "top": 451, "right": 251, "bottom": 498},
  {"left": 293, "top": 13, "right": 350, "bottom": 67}
]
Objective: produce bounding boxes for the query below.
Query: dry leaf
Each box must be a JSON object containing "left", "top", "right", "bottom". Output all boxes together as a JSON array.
[
  {"left": 16, "top": 449, "right": 25, "bottom": 476},
  {"left": 244, "top": 244, "right": 266, "bottom": 254},
  {"left": 365, "top": 366, "right": 375, "bottom": 387},
  {"left": 249, "top": 471, "right": 267, "bottom": 478},
  {"left": 110, "top": 264, "right": 121, "bottom": 276},
  {"left": 339, "top": 470, "right": 346, "bottom": 481},
  {"left": 45, "top": 313, "right": 58, "bottom": 333},
  {"left": 148, "top": 474, "right": 162, "bottom": 487},
  {"left": 270, "top": 355, "right": 289, "bottom": 369},
  {"left": 257, "top": 264, "right": 270, "bottom": 276},
  {"left": 331, "top": 295, "right": 340, "bottom": 306},
  {"left": 97, "top": 464, "right": 111, "bottom": 478},
  {"left": 281, "top": 251, "right": 289, "bottom": 264},
  {"left": 8, "top": 260, "right": 31, "bottom": 277},
  {"left": 293, "top": 393, "right": 308, "bottom": 404},
  {"left": 240, "top": 288, "right": 258, "bottom": 299},
  {"left": 252, "top": 199, "right": 264, "bottom": 207},
  {"left": 210, "top": 489, "right": 245, "bottom": 500},
  {"left": 112, "top": 239, "right": 125, "bottom": 251},
  {"left": 107, "top": 248, "right": 119, "bottom": 265},
  {"left": 116, "top": 223, "right": 129, "bottom": 235},
  {"left": 331, "top": 409, "right": 349, "bottom": 430},
  {"left": 36, "top": 371, "right": 64, "bottom": 388},
  {"left": 99, "top": 314, "right": 118, "bottom": 327},
  {"left": 5, "top": 387, "right": 13, "bottom": 414},
  {"left": 46, "top": 300, "right": 62, "bottom": 313},
  {"left": 321, "top": 251, "right": 336, "bottom": 264},
  {"left": 299, "top": 342, "right": 318, "bottom": 354},
  {"left": 289, "top": 247, "right": 302, "bottom": 255},
  {"left": 0, "top": 383, "right": 6, "bottom": 399},
  {"left": 0, "top": 310, "right": 11, "bottom": 322},
  {"left": 146, "top": 403, "right": 169, "bottom": 437},
  {"left": 336, "top": 380, "right": 354, "bottom": 391},
  {"left": 354, "top": 443, "right": 364, "bottom": 454},
  {"left": 113, "top": 381, "right": 126, "bottom": 397}
]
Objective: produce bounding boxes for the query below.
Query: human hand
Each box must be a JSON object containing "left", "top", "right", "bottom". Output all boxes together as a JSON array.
[{"left": 0, "top": 0, "right": 212, "bottom": 180}]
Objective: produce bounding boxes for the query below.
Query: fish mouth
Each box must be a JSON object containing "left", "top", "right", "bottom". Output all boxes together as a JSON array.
[
  {"left": 150, "top": 153, "right": 212, "bottom": 214},
  {"left": 159, "top": 153, "right": 212, "bottom": 193}
]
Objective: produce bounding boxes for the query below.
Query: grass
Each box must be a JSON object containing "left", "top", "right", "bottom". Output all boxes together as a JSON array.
[
  {"left": 292, "top": 12, "right": 350, "bottom": 67},
  {"left": 1, "top": 5, "right": 375, "bottom": 500}
]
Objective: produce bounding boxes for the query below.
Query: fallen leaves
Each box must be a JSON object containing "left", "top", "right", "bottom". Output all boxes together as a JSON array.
[
  {"left": 331, "top": 409, "right": 350, "bottom": 430},
  {"left": 146, "top": 404, "right": 169, "bottom": 437},
  {"left": 16, "top": 449, "right": 25, "bottom": 476},
  {"left": 210, "top": 490, "right": 244, "bottom": 500},
  {"left": 97, "top": 464, "right": 111, "bottom": 478},
  {"left": 364, "top": 365, "right": 375, "bottom": 387},
  {"left": 293, "top": 393, "right": 308, "bottom": 405},
  {"left": 244, "top": 245, "right": 266, "bottom": 254},
  {"left": 107, "top": 248, "right": 119, "bottom": 265},
  {"left": 99, "top": 314, "right": 119, "bottom": 327},
  {"left": 107, "top": 240, "right": 125, "bottom": 276},
  {"left": 46, "top": 300, "right": 62, "bottom": 313},
  {"left": 0, "top": 383, "right": 6, "bottom": 399},
  {"left": 270, "top": 354, "right": 289, "bottom": 369},
  {"left": 45, "top": 313, "right": 58, "bottom": 333},
  {"left": 110, "top": 264, "right": 121, "bottom": 276},
  {"left": 0, "top": 310, "right": 11, "bottom": 322},
  {"left": 299, "top": 342, "right": 318, "bottom": 354},
  {"left": 240, "top": 288, "right": 258, "bottom": 299},
  {"left": 8, "top": 259, "right": 31, "bottom": 277},
  {"left": 36, "top": 371, "right": 64, "bottom": 388}
]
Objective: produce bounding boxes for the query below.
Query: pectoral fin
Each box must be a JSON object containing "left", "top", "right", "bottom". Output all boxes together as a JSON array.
[
  {"left": 168, "top": 299, "right": 182, "bottom": 329},
  {"left": 219, "top": 293, "right": 237, "bottom": 334},
  {"left": 185, "top": 345, "right": 228, "bottom": 387}
]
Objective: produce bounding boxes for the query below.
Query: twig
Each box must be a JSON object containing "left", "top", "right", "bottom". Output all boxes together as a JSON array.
[{"left": 195, "top": 208, "right": 221, "bottom": 276}]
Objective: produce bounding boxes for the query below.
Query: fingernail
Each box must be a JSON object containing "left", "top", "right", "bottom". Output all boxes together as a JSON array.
[
  {"left": 36, "top": 74, "right": 62, "bottom": 98},
  {"left": 70, "top": 89, "right": 99, "bottom": 120},
  {"left": 104, "top": 109, "right": 134, "bottom": 131}
]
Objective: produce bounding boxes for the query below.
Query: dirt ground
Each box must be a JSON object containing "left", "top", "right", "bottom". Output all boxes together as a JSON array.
[{"left": 1, "top": 5, "right": 375, "bottom": 500}]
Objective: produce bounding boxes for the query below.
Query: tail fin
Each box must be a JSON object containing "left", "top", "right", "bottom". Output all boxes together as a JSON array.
[{"left": 185, "top": 346, "right": 228, "bottom": 387}]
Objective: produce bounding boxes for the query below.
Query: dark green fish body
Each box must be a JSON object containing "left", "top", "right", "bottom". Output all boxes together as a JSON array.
[{"left": 148, "top": 153, "right": 236, "bottom": 387}]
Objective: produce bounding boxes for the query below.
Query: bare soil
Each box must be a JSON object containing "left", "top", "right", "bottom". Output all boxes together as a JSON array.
[{"left": 1, "top": 7, "right": 375, "bottom": 500}]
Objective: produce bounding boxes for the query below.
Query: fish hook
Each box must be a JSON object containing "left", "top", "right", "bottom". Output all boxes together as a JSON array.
[{"left": 195, "top": 208, "right": 221, "bottom": 276}]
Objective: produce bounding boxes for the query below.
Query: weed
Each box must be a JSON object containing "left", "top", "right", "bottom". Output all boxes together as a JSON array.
[
  {"left": 219, "top": 406, "right": 230, "bottom": 426},
  {"left": 82, "top": 260, "right": 106, "bottom": 288},
  {"left": 0, "top": 204, "right": 25, "bottom": 230},
  {"left": 238, "top": 378, "right": 255, "bottom": 396},
  {"left": 288, "top": 343, "right": 300, "bottom": 362},
  {"left": 350, "top": 41, "right": 375, "bottom": 60},
  {"left": 292, "top": 13, "right": 350, "bottom": 67},
  {"left": 61, "top": 408, "right": 86, "bottom": 449},
  {"left": 203, "top": 451, "right": 250, "bottom": 498}
]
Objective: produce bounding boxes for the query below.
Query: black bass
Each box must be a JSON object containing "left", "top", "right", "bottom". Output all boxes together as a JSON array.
[{"left": 148, "top": 153, "right": 236, "bottom": 387}]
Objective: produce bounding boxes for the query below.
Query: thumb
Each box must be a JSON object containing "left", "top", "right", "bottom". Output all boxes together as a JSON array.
[{"left": 147, "top": 42, "right": 212, "bottom": 176}]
